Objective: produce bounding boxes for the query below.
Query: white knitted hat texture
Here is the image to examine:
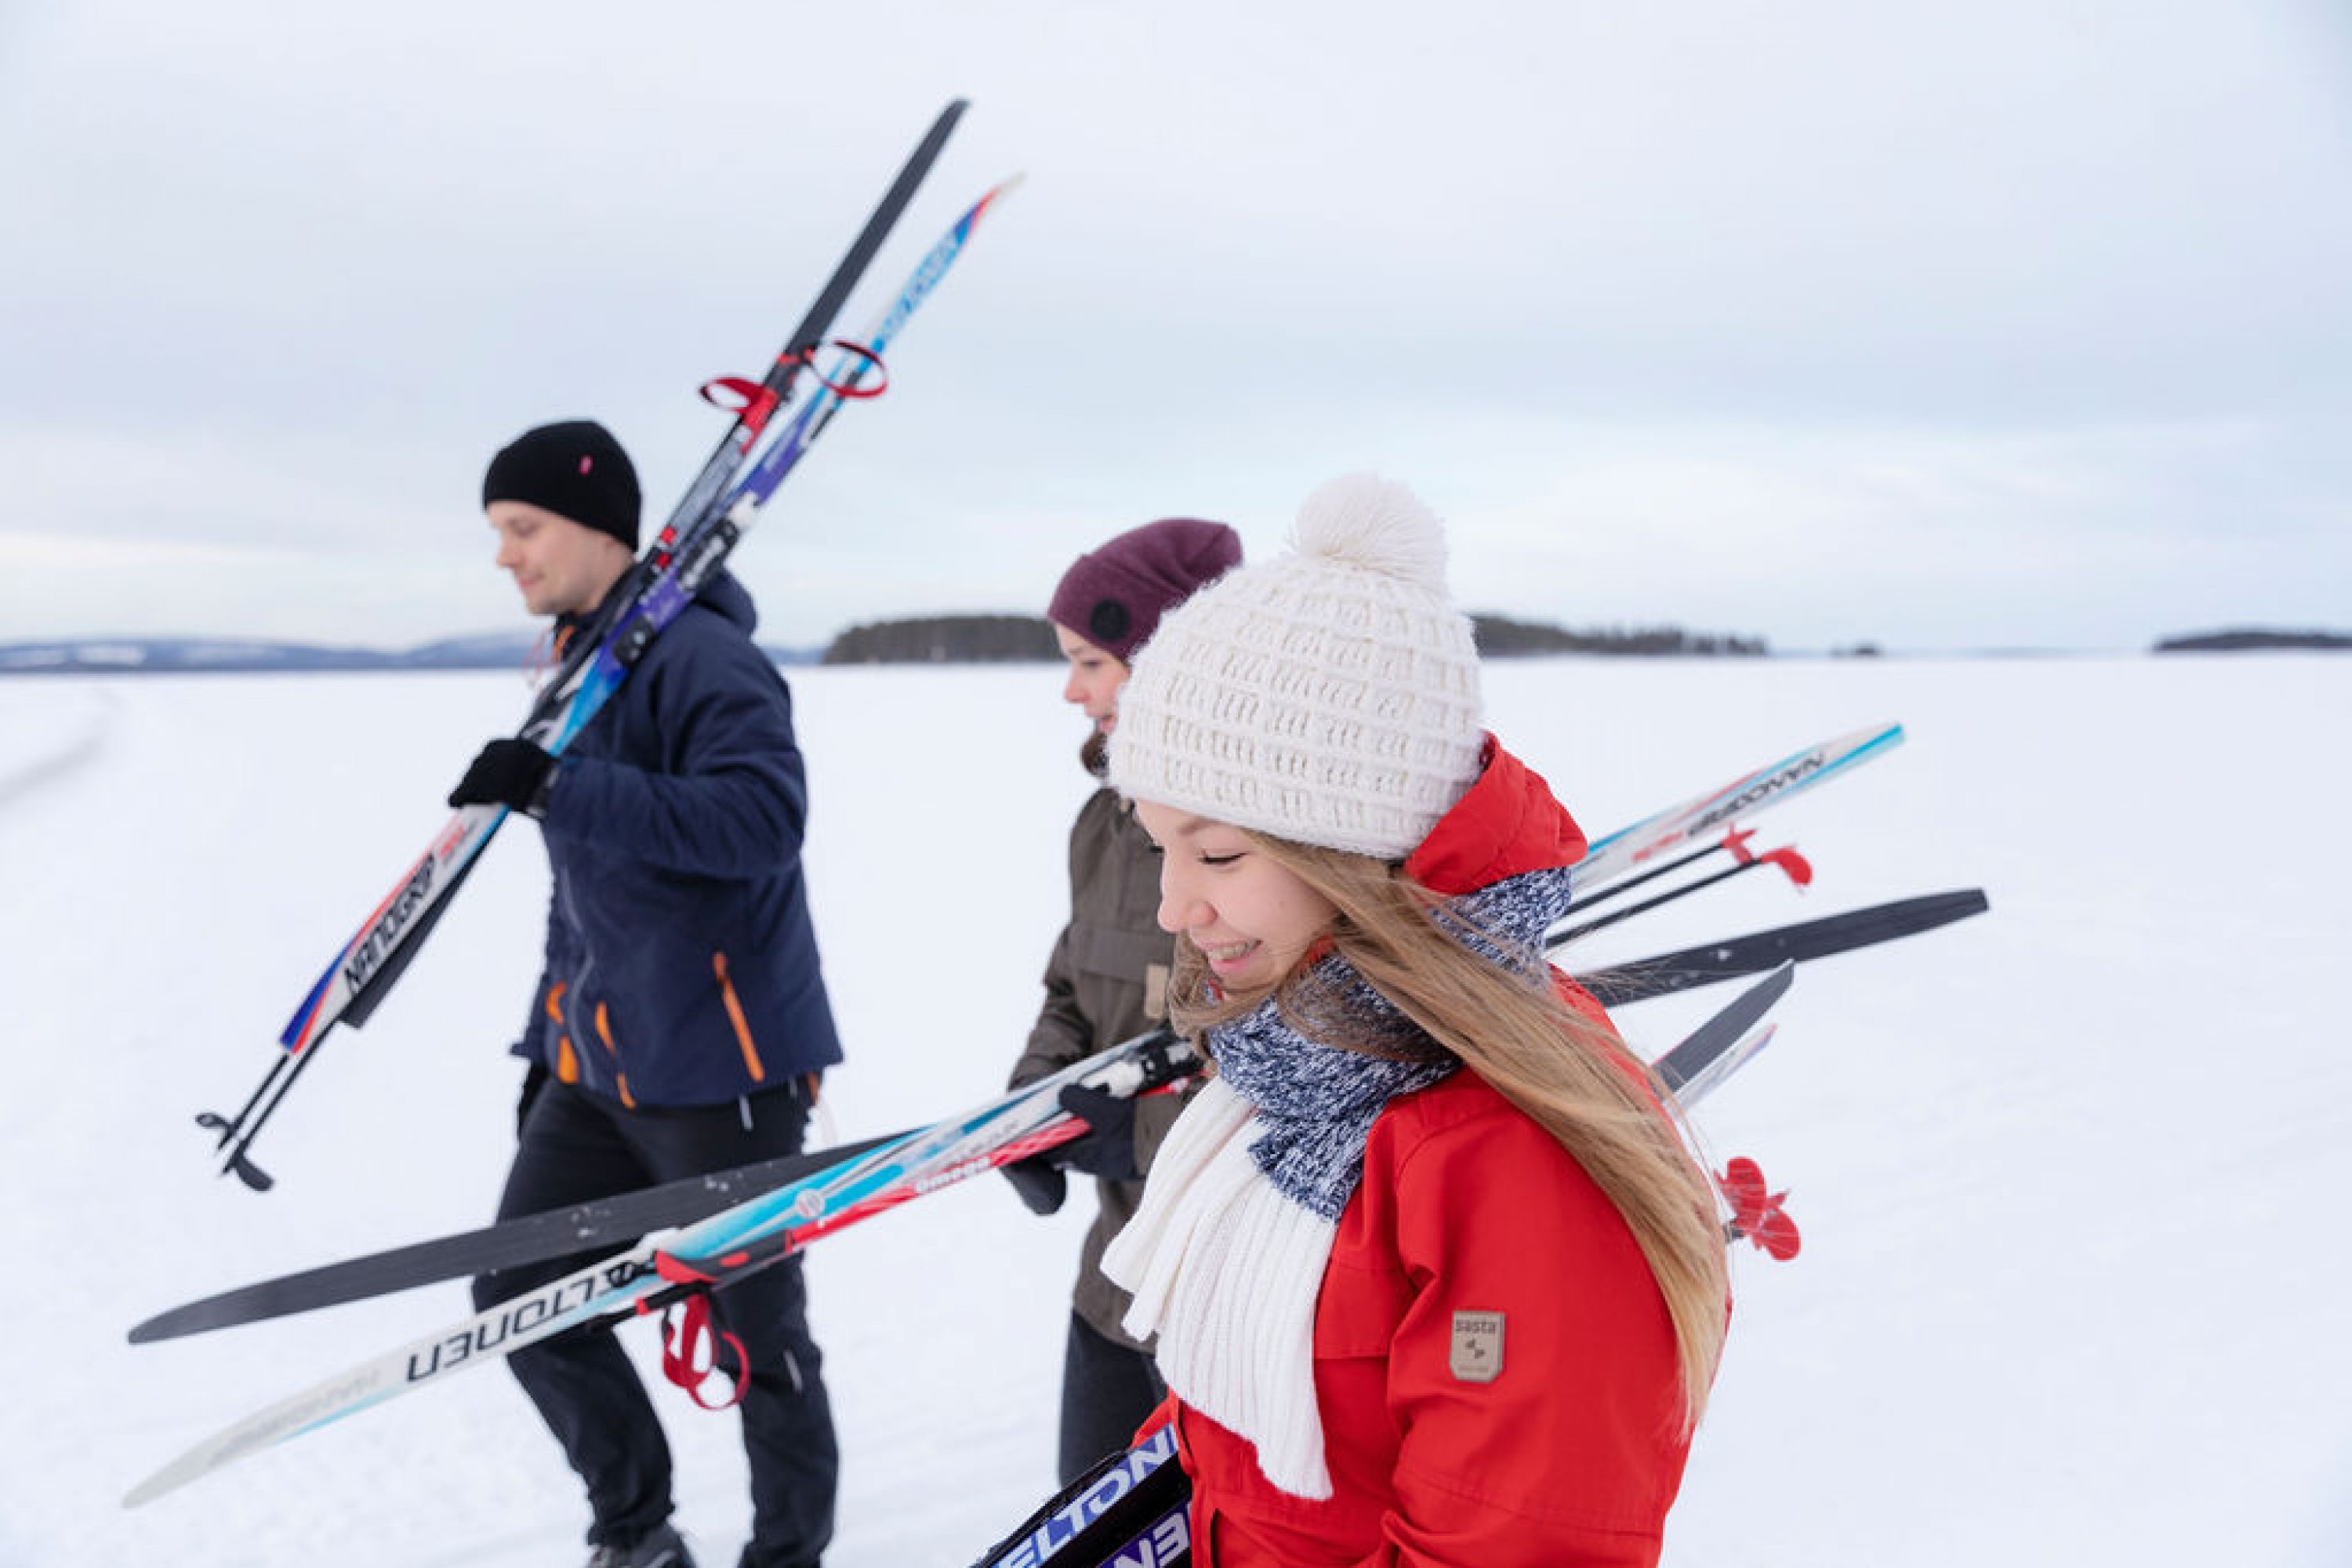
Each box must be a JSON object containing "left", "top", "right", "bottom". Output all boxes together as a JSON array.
[
  {"left": 1108, "top": 474, "right": 1485, "bottom": 859},
  {"left": 1102, "top": 1077, "right": 1340, "bottom": 1499}
]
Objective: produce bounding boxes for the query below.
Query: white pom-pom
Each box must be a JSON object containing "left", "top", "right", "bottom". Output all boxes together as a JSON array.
[{"left": 1290, "top": 474, "right": 1447, "bottom": 587}]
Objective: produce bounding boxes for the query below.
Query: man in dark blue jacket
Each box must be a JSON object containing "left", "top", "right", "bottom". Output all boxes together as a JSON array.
[{"left": 452, "top": 419, "right": 842, "bottom": 1568}]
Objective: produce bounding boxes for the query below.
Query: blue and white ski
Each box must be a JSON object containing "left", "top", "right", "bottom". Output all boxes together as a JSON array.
[
  {"left": 201, "top": 157, "right": 1014, "bottom": 1189},
  {"left": 1569, "top": 721, "right": 1904, "bottom": 897}
]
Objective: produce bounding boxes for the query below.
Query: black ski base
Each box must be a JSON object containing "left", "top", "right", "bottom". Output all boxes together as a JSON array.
[
  {"left": 129, "top": 1131, "right": 897, "bottom": 1343},
  {"left": 1577, "top": 889, "right": 1987, "bottom": 1007}
]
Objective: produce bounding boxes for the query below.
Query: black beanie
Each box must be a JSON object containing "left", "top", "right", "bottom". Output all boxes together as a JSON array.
[{"left": 481, "top": 420, "right": 642, "bottom": 551}]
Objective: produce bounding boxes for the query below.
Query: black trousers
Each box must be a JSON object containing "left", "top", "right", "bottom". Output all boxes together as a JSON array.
[
  {"left": 1058, "top": 1311, "right": 1167, "bottom": 1487},
  {"left": 474, "top": 1080, "right": 837, "bottom": 1567}
]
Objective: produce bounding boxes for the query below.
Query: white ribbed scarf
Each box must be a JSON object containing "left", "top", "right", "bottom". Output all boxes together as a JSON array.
[{"left": 1102, "top": 1074, "right": 1343, "bottom": 1497}]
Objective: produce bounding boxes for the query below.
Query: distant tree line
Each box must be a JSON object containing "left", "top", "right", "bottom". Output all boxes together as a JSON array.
[
  {"left": 818, "top": 612, "right": 1769, "bottom": 665},
  {"left": 2154, "top": 627, "right": 2351, "bottom": 653},
  {"left": 1468, "top": 615, "right": 1769, "bottom": 658},
  {"left": 822, "top": 615, "right": 1059, "bottom": 664}
]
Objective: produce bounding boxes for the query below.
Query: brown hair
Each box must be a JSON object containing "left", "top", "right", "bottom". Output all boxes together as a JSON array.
[{"left": 1167, "top": 833, "right": 1730, "bottom": 1431}]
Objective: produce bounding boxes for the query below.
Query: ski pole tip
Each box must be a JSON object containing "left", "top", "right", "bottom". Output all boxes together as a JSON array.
[{"left": 221, "top": 1152, "right": 275, "bottom": 1193}]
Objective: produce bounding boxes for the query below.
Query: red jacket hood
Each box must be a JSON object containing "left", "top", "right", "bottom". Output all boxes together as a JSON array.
[{"left": 1401, "top": 735, "right": 1588, "bottom": 898}]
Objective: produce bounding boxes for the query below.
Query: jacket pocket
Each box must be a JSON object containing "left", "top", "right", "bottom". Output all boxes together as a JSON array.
[{"left": 1314, "top": 1255, "right": 1411, "bottom": 1360}]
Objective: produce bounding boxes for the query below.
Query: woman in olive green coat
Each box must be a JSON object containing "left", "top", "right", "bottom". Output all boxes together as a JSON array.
[{"left": 1004, "top": 515, "right": 1243, "bottom": 1484}]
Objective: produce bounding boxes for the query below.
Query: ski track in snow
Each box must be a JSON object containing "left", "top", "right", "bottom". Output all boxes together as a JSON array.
[{"left": 1, "top": 657, "right": 2347, "bottom": 1567}]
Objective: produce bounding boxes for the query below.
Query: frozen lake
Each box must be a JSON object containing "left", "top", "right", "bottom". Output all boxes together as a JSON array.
[{"left": 1, "top": 652, "right": 2344, "bottom": 1566}]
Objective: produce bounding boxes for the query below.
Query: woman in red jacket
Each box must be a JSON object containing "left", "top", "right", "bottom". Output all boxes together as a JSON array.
[{"left": 1099, "top": 475, "right": 1730, "bottom": 1567}]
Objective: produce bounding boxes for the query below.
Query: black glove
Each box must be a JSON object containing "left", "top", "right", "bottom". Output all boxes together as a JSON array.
[
  {"left": 448, "top": 738, "right": 557, "bottom": 815},
  {"left": 1000, "top": 1082, "right": 1143, "bottom": 1215},
  {"left": 1047, "top": 1083, "right": 1142, "bottom": 1181},
  {"left": 1000, "top": 1156, "right": 1069, "bottom": 1216}
]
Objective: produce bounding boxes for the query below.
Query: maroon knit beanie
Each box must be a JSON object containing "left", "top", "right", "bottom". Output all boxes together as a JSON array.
[
  {"left": 481, "top": 420, "right": 642, "bottom": 551},
  {"left": 1047, "top": 517, "right": 1244, "bottom": 664}
]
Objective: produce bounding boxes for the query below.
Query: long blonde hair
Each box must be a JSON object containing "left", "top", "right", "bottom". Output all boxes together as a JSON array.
[{"left": 1167, "top": 833, "right": 1730, "bottom": 1431}]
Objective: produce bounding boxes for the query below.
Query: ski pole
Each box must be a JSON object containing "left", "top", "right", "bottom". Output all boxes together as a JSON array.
[
  {"left": 1547, "top": 837, "right": 1811, "bottom": 950},
  {"left": 1561, "top": 827, "right": 1760, "bottom": 916}
]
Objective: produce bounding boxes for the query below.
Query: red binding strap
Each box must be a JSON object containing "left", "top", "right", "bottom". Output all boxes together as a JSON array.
[
  {"left": 1720, "top": 1156, "right": 1802, "bottom": 1260},
  {"left": 657, "top": 1290, "right": 751, "bottom": 1411},
  {"left": 699, "top": 376, "right": 785, "bottom": 444},
  {"left": 699, "top": 339, "right": 887, "bottom": 443},
  {"left": 1724, "top": 829, "right": 1814, "bottom": 890},
  {"left": 801, "top": 339, "right": 888, "bottom": 400}
]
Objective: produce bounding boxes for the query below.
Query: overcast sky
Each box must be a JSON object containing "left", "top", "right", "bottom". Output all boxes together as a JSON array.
[{"left": 2, "top": 0, "right": 2347, "bottom": 653}]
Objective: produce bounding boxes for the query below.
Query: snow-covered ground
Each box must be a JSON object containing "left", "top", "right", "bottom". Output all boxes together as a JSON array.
[{"left": 2, "top": 654, "right": 2345, "bottom": 1567}]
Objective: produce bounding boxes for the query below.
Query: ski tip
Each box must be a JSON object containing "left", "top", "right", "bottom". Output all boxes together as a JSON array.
[
  {"left": 1674, "top": 1022, "right": 1777, "bottom": 1106},
  {"left": 127, "top": 1295, "right": 214, "bottom": 1344},
  {"left": 124, "top": 1462, "right": 200, "bottom": 1509},
  {"left": 909, "top": 98, "right": 971, "bottom": 150},
  {"left": 977, "top": 172, "right": 1028, "bottom": 212},
  {"left": 1828, "top": 720, "right": 1904, "bottom": 758},
  {"left": 1894, "top": 887, "right": 1992, "bottom": 930},
  {"left": 1750, "top": 958, "right": 1797, "bottom": 1003}
]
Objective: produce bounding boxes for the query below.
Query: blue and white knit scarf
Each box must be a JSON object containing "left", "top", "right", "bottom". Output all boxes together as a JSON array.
[{"left": 1102, "top": 865, "right": 1575, "bottom": 1498}]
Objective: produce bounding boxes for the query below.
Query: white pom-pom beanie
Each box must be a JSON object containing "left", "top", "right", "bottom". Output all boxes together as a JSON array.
[{"left": 1107, "top": 474, "right": 1485, "bottom": 859}]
